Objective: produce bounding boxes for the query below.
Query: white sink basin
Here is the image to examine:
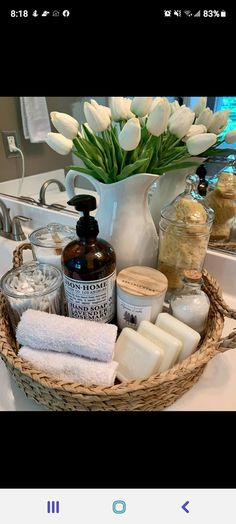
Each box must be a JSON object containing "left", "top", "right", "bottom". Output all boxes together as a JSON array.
[{"left": 205, "top": 249, "right": 236, "bottom": 302}]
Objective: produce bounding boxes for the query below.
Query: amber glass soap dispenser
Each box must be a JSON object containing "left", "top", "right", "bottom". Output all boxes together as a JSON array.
[{"left": 61, "top": 195, "right": 116, "bottom": 323}]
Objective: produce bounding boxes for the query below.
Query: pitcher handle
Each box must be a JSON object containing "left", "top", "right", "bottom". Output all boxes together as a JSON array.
[{"left": 65, "top": 169, "right": 101, "bottom": 199}]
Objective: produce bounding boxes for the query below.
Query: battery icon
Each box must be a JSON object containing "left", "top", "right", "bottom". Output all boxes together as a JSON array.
[{"left": 220, "top": 10, "right": 226, "bottom": 16}]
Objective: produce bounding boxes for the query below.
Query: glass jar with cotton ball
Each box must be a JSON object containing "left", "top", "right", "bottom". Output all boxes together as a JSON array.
[{"left": 0, "top": 261, "right": 64, "bottom": 330}]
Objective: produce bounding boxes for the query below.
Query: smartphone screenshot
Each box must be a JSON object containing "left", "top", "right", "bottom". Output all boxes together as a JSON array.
[{"left": 0, "top": 7, "right": 235, "bottom": 523}]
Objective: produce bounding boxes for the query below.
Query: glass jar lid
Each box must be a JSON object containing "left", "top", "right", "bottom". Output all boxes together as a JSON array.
[
  {"left": 161, "top": 174, "right": 214, "bottom": 227},
  {"left": 29, "top": 223, "right": 76, "bottom": 248},
  {"left": 1, "top": 262, "right": 63, "bottom": 299}
]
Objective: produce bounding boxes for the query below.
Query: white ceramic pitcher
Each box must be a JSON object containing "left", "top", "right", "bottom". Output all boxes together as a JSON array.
[{"left": 65, "top": 170, "right": 159, "bottom": 272}]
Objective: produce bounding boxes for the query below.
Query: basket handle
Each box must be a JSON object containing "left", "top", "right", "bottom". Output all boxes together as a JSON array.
[
  {"left": 12, "top": 242, "right": 33, "bottom": 269},
  {"left": 202, "top": 269, "right": 236, "bottom": 352},
  {"left": 218, "top": 330, "right": 236, "bottom": 353},
  {"left": 202, "top": 269, "right": 236, "bottom": 320}
]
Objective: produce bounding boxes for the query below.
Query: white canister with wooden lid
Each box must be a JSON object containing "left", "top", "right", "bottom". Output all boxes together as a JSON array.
[{"left": 116, "top": 266, "right": 168, "bottom": 331}]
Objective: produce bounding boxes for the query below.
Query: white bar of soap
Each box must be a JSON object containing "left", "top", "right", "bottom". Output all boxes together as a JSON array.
[
  {"left": 155, "top": 312, "right": 201, "bottom": 363},
  {"left": 138, "top": 320, "right": 182, "bottom": 372},
  {"left": 115, "top": 327, "right": 164, "bottom": 382}
]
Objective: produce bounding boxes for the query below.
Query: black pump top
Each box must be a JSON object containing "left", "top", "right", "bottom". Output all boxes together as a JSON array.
[
  {"left": 67, "top": 195, "right": 99, "bottom": 238},
  {"left": 196, "top": 164, "right": 207, "bottom": 178},
  {"left": 196, "top": 164, "right": 209, "bottom": 197}
]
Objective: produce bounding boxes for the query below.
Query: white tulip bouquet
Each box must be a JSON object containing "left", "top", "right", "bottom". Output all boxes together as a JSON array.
[{"left": 46, "top": 97, "right": 236, "bottom": 184}]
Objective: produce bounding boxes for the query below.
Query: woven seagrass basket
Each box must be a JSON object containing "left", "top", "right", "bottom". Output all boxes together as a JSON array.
[{"left": 0, "top": 242, "right": 235, "bottom": 411}]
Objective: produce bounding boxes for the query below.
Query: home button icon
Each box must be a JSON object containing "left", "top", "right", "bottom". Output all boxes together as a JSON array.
[{"left": 112, "top": 500, "right": 126, "bottom": 514}]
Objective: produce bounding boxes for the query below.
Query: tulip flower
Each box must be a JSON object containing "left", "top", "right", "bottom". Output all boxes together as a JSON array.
[
  {"left": 150, "top": 97, "right": 171, "bottom": 118},
  {"left": 147, "top": 99, "right": 170, "bottom": 137},
  {"left": 50, "top": 112, "right": 79, "bottom": 139},
  {"left": 109, "top": 97, "right": 128, "bottom": 121},
  {"left": 150, "top": 97, "right": 162, "bottom": 112},
  {"left": 84, "top": 101, "right": 110, "bottom": 132},
  {"left": 186, "top": 133, "right": 217, "bottom": 156},
  {"left": 118, "top": 117, "right": 141, "bottom": 151},
  {"left": 192, "top": 97, "right": 207, "bottom": 117},
  {"left": 102, "top": 105, "right": 112, "bottom": 118},
  {"left": 183, "top": 124, "right": 207, "bottom": 141},
  {"left": 45, "top": 132, "right": 73, "bottom": 155},
  {"left": 170, "top": 100, "right": 180, "bottom": 114},
  {"left": 131, "top": 97, "right": 153, "bottom": 117},
  {"left": 168, "top": 107, "right": 195, "bottom": 139},
  {"left": 224, "top": 129, "right": 236, "bottom": 144},
  {"left": 90, "top": 99, "right": 111, "bottom": 119},
  {"left": 208, "top": 109, "right": 230, "bottom": 134},
  {"left": 123, "top": 98, "right": 135, "bottom": 119},
  {"left": 195, "top": 108, "right": 214, "bottom": 129}
]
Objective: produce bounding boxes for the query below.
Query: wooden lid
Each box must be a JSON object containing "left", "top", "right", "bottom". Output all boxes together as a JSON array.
[
  {"left": 183, "top": 270, "right": 202, "bottom": 281},
  {"left": 116, "top": 266, "right": 168, "bottom": 297}
]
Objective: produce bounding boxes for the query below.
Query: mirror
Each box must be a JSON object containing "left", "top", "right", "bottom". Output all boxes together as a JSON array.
[{"left": 0, "top": 96, "right": 109, "bottom": 210}]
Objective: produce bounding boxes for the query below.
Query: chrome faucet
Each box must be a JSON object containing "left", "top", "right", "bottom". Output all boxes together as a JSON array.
[
  {"left": 11, "top": 216, "right": 31, "bottom": 241},
  {"left": 39, "top": 179, "right": 66, "bottom": 206},
  {"left": 0, "top": 199, "right": 12, "bottom": 238},
  {"left": 0, "top": 198, "right": 31, "bottom": 241}
]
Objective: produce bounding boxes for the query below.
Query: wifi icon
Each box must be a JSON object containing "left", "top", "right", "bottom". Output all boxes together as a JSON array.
[{"left": 184, "top": 10, "right": 192, "bottom": 16}]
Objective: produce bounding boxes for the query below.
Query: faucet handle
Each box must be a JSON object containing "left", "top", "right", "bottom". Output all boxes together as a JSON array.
[{"left": 11, "top": 216, "right": 31, "bottom": 241}]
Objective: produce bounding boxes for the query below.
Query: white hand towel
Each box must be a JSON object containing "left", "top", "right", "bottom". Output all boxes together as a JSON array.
[
  {"left": 19, "top": 346, "right": 118, "bottom": 386},
  {"left": 16, "top": 309, "right": 118, "bottom": 362},
  {"left": 20, "top": 97, "right": 51, "bottom": 143}
]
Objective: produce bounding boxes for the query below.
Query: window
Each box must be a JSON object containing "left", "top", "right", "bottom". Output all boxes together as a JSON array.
[{"left": 214, "top": 96, "right": 236, "bottom": 134}]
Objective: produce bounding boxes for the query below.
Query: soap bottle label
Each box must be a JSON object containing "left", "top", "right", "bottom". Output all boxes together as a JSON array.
[
  {"left": 117, "top": 297, "right": 152, "bottom": 330},
  {"left": 63, "top": 271, "right": 116, "bottom": 322}
]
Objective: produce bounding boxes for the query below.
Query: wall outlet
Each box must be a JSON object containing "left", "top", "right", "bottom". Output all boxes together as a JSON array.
[
  {"left": 7, "top": 135, "right": 17, "bottom": 152},
  {"left": 1, "top": 131, "right": 21, "bottom": 158}
]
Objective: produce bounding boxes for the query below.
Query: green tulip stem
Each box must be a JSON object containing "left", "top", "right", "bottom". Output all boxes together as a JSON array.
[
  {"left": 120, "top": 151, "right": 128, "bottom": 171},
  {"left": 170, "top": 137, "right": 182, "bottom": 148}
]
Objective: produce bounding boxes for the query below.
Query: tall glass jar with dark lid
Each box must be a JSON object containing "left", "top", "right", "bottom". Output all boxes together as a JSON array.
[{"left": 157, "top": 175, "right": 214, "bottom": 299}]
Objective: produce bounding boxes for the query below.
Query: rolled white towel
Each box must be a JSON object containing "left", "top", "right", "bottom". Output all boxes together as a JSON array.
[
  {"left": 19, "top": 346, "right": 119, "bottom": 386},
  {"left": 16, "top": 310, "right": 118, "bottom": 362}
]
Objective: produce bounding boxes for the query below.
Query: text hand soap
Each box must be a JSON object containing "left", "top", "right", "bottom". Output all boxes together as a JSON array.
[
  {"left": 155, "top": 312, "right": 201, "bottom": 363},
  {"left": 115, "top": 327, "right": 164, "bottom": 382},
  {"left": 138, "top": 320, "right": 182, "bottom": 372},
  {"left": 61, "top": 195, "right": 116, "bottom": 323}
]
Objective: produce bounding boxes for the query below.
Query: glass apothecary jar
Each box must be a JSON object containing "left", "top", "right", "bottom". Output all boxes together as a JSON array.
[
  {"left": 170, "top": 270, "right": 210, "bottom": 334},
  {"left": 1, "top": 261, "right": 64, "bottom": 330},
  {"left": 29, "top": 223, "right": 76, "bottom": 270},
  {"left": 157, "top": 175, "right": 214, "bottom": 297}
]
